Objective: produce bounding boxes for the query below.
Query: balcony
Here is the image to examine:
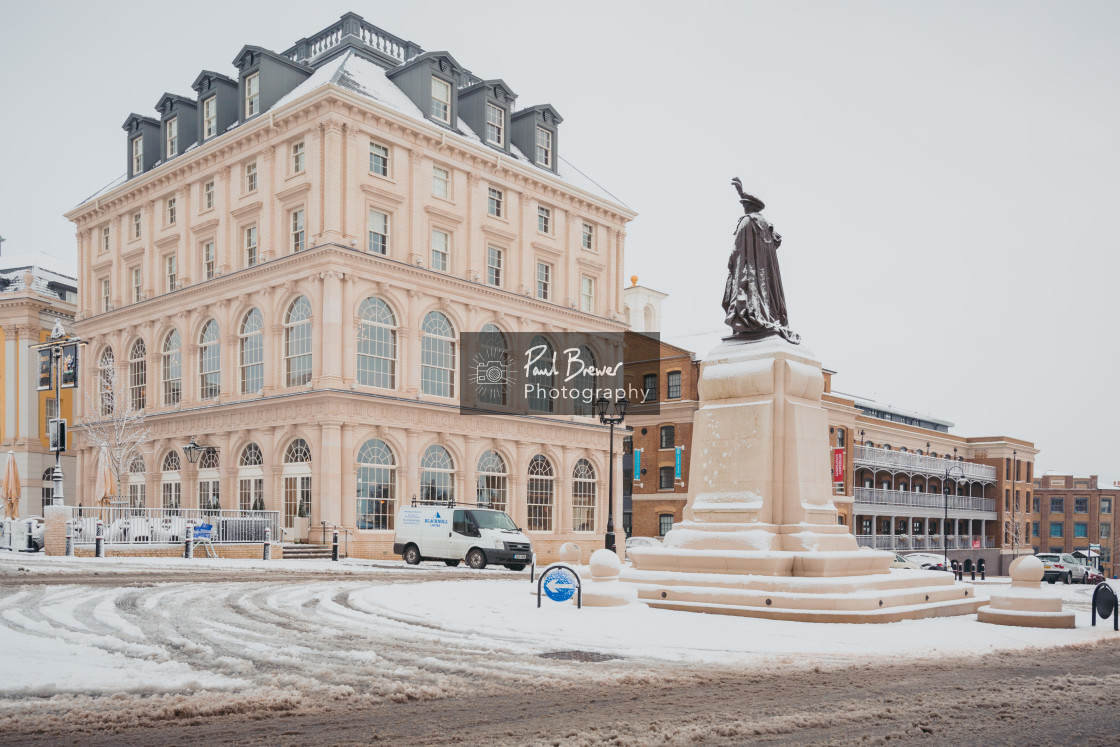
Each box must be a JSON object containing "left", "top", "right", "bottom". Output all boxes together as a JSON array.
[
  {"left": 853, "top": 487, "right": 996, "bottom": 513},
  {"left": 853, "top": 445, "right": 997, "bottom": 482},
  {"left": 855, "top": 535, "right": 996, "bottom": 551}
]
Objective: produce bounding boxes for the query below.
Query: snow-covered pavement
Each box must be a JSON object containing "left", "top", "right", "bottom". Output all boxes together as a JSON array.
[{"left": 0, "top": 553, "right": 1117, "bottom": 737}]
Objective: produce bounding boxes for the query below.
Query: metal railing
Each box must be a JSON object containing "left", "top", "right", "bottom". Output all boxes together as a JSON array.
[
  {"left": 853, "top": 445, "right": 997, "bottom": 481},
  {"left": 315, "top": 521, "right": 353, "bottom": 557},
  {"left": 853, "top": 487, "right": 996, "bottom": 513},
  {"left": 856, "top": 535, "right": 996, "bottom": 551},
  {"left": 282, "top": 14, "right": 423, "bottom": 66},
  {"left": 67, "top": 507, "right": 279, "bottom": 546}
]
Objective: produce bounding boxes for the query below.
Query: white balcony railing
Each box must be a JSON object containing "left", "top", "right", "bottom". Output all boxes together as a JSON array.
[
  {"left": 853, "top": 487, "right": 996, "bottom": 513},
  {"left": 855, "top": 535, "right": 996, "bottom": 551},
  {"left": 853, "top": 445, "right": 997, "bottom": 482}
]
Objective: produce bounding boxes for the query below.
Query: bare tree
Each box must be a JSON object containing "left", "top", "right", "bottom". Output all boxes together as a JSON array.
[{"left": 80, "top": 360, "right": 151, "bottom": 506}]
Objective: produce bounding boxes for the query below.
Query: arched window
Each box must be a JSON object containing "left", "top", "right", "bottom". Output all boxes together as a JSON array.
[
  {"left": 285, "top": 296, "right": 312, "bottom": 387},
  {"left": 527, "top": 455, "right": 555, "bottom": 532},
  {"left": 41, "top": 468, "right": 54, "bottom": 509},
  {"left": 570, "top": 345, "right": 596, "bottom": 416},
  {"left": 357, "top": 439, "right": 396, "bottom": 530},
  {"left": 239, "top": 308, "right": 264, "bottom": 394},
  {"left": 198, "top": 448, "right": 220, "bottom": 511},
  {"left": 357, "top": 297, "right": 397, "bottom": 389},
  {"left": 98, "top": 348, "right": 115, "bottom": 416},
  {"left": 477, "top": 324, "right": 508, "bottom": 407},
  {"left": 282, "top": 438, "right": 312, "bottom": 529},
  {"left": 128, "top": 339, "right": 146, "bottom": 411},
  {"left": 161, "top": 451, "right": 181, "bottom": 510},
  {"left": 199, "top": 320, "right": 221, "bottom": 399},
  {"left": 476, "top": 450, "right": 507, "bottom": 511},
  {"left": 420, "top": 444, "right": 454, "bottom": 504},
  {"left": 527, "top": 335, "right": 554, "bottom": 413},
  {"left": 162, "top": 330, "right": 182, "bottom": 406},
  {"left": 420, "top": 311, "right": 455, "bottom": 396},
  {"left": 572, "top": 459, "right": 596, "bottom": 532},
  {"left": 238, "top": 443, "right": 264, "bottom": 512},
  {"left": 128, "top": 455, "right": 145, "bottom": 509}
]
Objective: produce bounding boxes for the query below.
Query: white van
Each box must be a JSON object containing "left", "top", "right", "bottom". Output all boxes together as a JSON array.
[{"left": 393, "top": 504, "right": 533, "bottom": 570}]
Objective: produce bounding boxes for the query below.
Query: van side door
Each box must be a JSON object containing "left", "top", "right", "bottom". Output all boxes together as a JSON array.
[{"left": 450, "top": 509, "right": 480, "bottom": 559}]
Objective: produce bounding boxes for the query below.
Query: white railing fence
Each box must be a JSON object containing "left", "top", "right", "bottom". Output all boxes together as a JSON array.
[
  {"left": 853, "top": 487, "right": 996, "bottom": 513},
  {"left": 855, "top": 534, "right": 996, "bottom": 551},
  {"left": 853, "top": 445, "right": 997, "bottom": 481},
  {"left": 67, "top": 507, "right": 279, "bottom": 546}
]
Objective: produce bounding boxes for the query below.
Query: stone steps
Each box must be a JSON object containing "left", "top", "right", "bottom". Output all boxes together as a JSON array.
[{"left": 281, "top": 544, "right": 336, "bottom": 560}]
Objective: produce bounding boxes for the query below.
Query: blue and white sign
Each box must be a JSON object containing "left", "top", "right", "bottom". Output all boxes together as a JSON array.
[
  {"left": 674, "top": 446, "right": 683, "bottom": 480},
  {"left": 633, "top": 448, "right": 641, "bottom": 481},
  {"left": 541, "top": 567, "right": 578, "bottom": 602}
]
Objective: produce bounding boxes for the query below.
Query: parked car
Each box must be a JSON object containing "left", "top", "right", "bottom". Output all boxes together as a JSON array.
[
  {"left": 1036, "top": 553, "right": 1088, "bottom": 584},
  {"left": 625, "top": 536, "right": 663, "bottom": 561},
  {"left": 1084, "top": 566, "right": 1105, "bottom": 585},
  {"left": 891, "top": 554, "right": 923, "bottom": 570},
  {"left": 904, "top": 552, "right": 952, "bottom": 571}
]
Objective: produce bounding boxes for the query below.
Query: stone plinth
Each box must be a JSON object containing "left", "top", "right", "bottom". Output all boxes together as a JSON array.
[
  {"left": 623, "top": 338, "right": 983, "bottom": 622},
  {"left": 977, "top": 556, "right": 1075, "bottom": 628}
]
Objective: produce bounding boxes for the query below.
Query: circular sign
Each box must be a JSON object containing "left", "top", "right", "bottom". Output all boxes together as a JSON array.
[
  {"left": 542, "top": 568, "right": 577, "bottom": 603},
  {"left": 1094, "top": 583, "right": 1117, "bottom": 620}
]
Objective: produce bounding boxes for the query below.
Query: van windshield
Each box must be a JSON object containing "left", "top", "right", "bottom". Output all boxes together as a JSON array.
[{"left": 469, "top": 510, "right": 517, "bottom": 531}]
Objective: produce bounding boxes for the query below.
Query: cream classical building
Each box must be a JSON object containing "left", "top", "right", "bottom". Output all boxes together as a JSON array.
[{"left": 65, "top": 13, "right": 634, "bottom": 560}]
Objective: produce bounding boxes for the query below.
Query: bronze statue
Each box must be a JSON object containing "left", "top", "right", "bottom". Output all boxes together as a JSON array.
[{"left": 722, "top": 178, "right": 800, "bottom": 344}]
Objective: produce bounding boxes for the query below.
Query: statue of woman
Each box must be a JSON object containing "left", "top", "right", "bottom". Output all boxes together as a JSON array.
[{"left": 721, "top": 178, "right": 800, "bottom": 344}]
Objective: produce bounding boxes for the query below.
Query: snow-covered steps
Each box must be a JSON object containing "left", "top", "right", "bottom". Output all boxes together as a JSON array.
[{"left": 281, "top": 544, "right": 335, "bottom": 560}]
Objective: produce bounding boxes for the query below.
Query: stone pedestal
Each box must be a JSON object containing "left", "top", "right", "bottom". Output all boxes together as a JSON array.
[
  {"left": 622, "top": 338, "right": 983, "bottom": 622},
  {"left": 977, "top": 555, "right": 1075, "bottom": 628}
]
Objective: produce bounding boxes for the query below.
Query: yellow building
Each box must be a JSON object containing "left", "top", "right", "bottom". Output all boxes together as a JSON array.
[{"left": 0, "top": 251, "right": 78, "bottom": 516}]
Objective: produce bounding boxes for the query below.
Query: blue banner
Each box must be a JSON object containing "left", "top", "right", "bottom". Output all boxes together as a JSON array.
[
  {"left": 633, "top": 448, "right": 641, "bottom": 481},
  {"left": 675, "top": 446, "right": 682, "bottom": 480}
]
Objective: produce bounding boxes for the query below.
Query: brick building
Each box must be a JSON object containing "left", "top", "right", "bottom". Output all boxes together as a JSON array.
[{"left": 1031, "top": 474, "right": 1119, "bottom": 576}]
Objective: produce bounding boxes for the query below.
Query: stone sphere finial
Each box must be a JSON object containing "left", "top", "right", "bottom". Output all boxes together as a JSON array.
[
  {"left": 1010, "top": 555, "right": 1043, "bottom": 583},
  {"left": 589, "top": 548, "right": 622, "bottom": 579},
  {"left": 558, "top": 542, "right": 581, "bottom": 563}
]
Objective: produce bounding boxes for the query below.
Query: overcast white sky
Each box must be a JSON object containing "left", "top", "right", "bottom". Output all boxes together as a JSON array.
[{"left": 1, "top": 1, "right": 1116, "bottom": 483}]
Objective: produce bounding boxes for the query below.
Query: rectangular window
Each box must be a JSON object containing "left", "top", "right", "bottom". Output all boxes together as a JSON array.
[
  {"left": 203, "top": 96, "right": 216, "bottom": 138},
  {"left": 203, "top": 241, "right": 216, "bottom": 280},
  {"left": 203, "top": 179, "right": 215, "bottom": 210},
  {"left": 166, "top": 116, "right": 178, "bottom": 157},
  {"left": 1050, "top": 522, "right": 1063, "bottom": 538},
  {"left": 244, "top": 225, "right": 257, "bottom": 267},
  {"left": 165, "top": 255, "right": 177, "bottom": 291},
  {"left": 166, "top": 197, "right": 176, "bottom": 225},
  {"left": 133, "top": 211, "right": 142, "bottom": 239},
  {"left": 131, "top": 137, "right": 143, "bottom": 174},
  {"left": 1074, "top": 496, "right": 1089, "bottom": 513},
  {"left": 290, "top": 209, "right": 305, "bottom": 253},
  {"left": 580, "top": 275, "right": 594, "bottom": 313},
  {"left": 535, "top": 126, "right": 552, "bottom": 167},
  {"left": 369, "top": 141, "right": 389, "bottom": 176},
  {"left": 659, "top": 467, "right": 674, "bottom": 490},
  {"left": 487, "top": 187, "right": 503, "bottom": 217},
  {"left": 643, "top": 373, "right": 657, "bottom": 403},
  {"left": 1103, "top": 498, "right": 1112, "bottom": 515},
  {"left": 432, "top": 165, "right": 450, "bottom": 199},
  {"left": 1050, "top": 497, "right": 1064, "bottom": 514},
  {"left": 368, "top": 210, "right": 388, "bottom": 255},
  {"left": 486, "top": 246, "right": 502, "bottom": 287},
  {"left": 245, "top": 161, "right": 257, "bottom": 192},
  {"left": 1032, "top": 521, "right": 1040, "bottom": 537},
  {"left": 485, "top": 102, "right": 504, "bottom": 145},
  {"left": 430, "top": 76, "right": 451, "bottom": 122},
  {"left": 1074, "top": 522, "right": 1088, "bottom": 538},
  {"left": 536, "top": 262, "right": 551, "bottom": 300},
  {"left": 1033, "top": 496, "right": 1041, "bottom": 513},
  {"left": 581, "top": 222, "right": 594, "bottom": 250},
  {"left": 537, "top": 206, "right": 551, "bottom": 234},
  {"left": 660, "top": 425, "right": 675, "bottom": 449},
  {"left": 245, "top": 72, "right": 259, "bottom": 117},
  {"left": 667, "top": 371, "right": 682, "bottom": 399},
  {"left": 1102, "top": 523, "right": 1112, "bottom": 538},
  {"left": 291, "top": 141, "right": 305, "bottom": 173},
  {"left": 659, "top": 513, "right": 674, "bottom": 536},
  {"left": 131, "top": 266, "right": 143, "bottom": 303},
  {"left": 101, "top": 226, "right": 110, "bottom": 253},
  {"left": 101, "top": 278, "right": 111, "bottom": 312},
  {"left": 430, "top": 228, "right": 449, "bottom": 271}
]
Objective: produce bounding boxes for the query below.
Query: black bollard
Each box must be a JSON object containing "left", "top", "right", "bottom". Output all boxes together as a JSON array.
[
  {"left": 971, "top": 569, "right": 976, "bottom": 581},
  {"left": 332, "top": 529, "right": 339, "bottom": 562},
  {"left": 65, "top": 519, "right": 74, "bottom": 557},
  {"left": 95, "top": 519, "right": 104, "bottom": 558},
  {"left": 184, "top": 524, "right": 194, "bottom": 559},
  {"left": 263, "top": 525, "right": 271, "bottom": 560}
]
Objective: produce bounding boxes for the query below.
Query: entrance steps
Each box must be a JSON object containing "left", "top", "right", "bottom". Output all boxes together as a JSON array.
[{"left": 281, "top": 543, "right": 335, "bottom": 560}]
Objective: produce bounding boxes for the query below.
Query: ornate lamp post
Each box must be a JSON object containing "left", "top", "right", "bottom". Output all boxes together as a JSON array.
[
  {"left": 944, "top": 459, "right": 966, "bottom": 569},
  {"left": 182, "top": 436, "right": 212, "bottom": 464},
  {"left": 34, "top": 319, "right": 84, "bottom": 507},
  {"left": 595, "top": 396, "right": 628, "bottom": 552}
]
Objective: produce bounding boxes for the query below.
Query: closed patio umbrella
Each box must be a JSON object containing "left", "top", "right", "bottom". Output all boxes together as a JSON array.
[
  {"left": 94, "top": 446, "right": 117, "bottom": 509},
  {"left": 2, "top": 450, "right": 20, "bottom": 520}
]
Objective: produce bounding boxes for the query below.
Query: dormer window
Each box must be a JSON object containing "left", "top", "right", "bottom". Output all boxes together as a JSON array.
[
  {"left": 166, "top": 117, "right": 178, "bottom": 158},
  {"left": 431, "top": 77, "right": 451, "bottom": 123},
  {"left": 485, "top": 103, "right": 504, "bottom": 146},
  {"left": 535, "top": 127, "right": 552, "bottom": 168},
  {"left": 203, "top": 97, "right": 217, "bottom": 138},
  {"left": 245, "top": 72, "right": 260, "bottom": 118},
  {"left": 132, "top": 137, "right": 144, "bottom": 175}
]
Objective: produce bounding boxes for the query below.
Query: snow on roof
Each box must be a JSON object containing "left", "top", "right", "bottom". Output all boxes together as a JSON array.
[{"left": 0, "top": 251, "right": 78, "bottom": 298}]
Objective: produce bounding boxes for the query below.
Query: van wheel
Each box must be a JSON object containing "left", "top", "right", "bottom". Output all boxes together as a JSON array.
[
  {"left": 403, "top": 545, "right": 421, "bottom": 565},
  {"left": 505, "top": 564, "right": 525, "bottom": 572},
  {"left": 443, "top": 559, "right": 460, "bottom": 567},
  {"left": 467, "top": 549, "right": 487, "bottom": 569}
]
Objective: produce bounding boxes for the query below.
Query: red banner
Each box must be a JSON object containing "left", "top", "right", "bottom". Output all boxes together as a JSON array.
[
  {"left": 972, "top": 539, "right": 981, "bottom": 549},
  {"left": 832, "top": 448, "right": 845, "bottom": 482}
]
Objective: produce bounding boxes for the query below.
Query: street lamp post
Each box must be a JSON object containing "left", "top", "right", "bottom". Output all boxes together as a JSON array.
[
  {"left": 35, "top": 319, "right": 84, "bottom": 507},
  {"left": 595, "top": 396, "right": 628, "bottom": 552},
  {"left": 944, "top": 462, "right": 965, "bottom": 568}
]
